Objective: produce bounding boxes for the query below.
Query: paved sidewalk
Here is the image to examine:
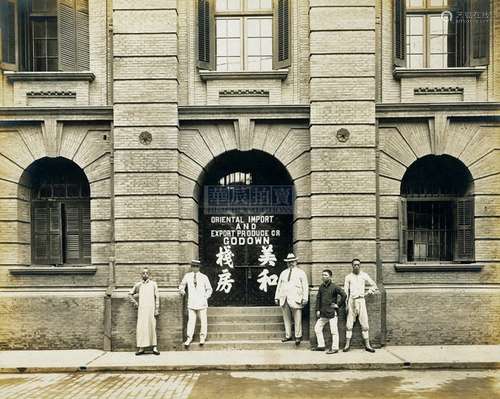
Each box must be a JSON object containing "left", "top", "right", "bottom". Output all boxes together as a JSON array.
[{"left": 0, "top": 345, "right": 498, "bottom": 373}]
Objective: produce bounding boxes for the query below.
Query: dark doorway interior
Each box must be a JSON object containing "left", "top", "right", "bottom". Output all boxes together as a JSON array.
[{"left": 199, "top": 150, "right": 294, "bottom": 306}]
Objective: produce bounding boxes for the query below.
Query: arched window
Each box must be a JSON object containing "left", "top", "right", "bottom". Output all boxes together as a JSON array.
[
  {"left": 24, "top": 157, "right": 91, "bottom": 265},
  {"left": 400, "top": 155, "right": 474, "bottom": 263}
]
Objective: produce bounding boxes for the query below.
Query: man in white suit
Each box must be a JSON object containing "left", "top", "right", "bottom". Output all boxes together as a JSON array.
[
  {"left": 179, "top": 259, "right": 213, "bottom": 348},
  {"left": 275, "top": 253, "right": 309, "bottom": 345}
]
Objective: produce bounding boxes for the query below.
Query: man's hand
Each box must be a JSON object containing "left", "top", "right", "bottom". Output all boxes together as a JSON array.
[
  {"left": 367, "top": 287, "right": 377, "bottom": 295},
  {"left": 179, "top": 289, "right": 186, "bottom": 296},
  {"left": 134, "top": 302, "right": 138, "bottom": 309},
  {"left": 332, "top": 303, "right": 339, "bottom": 309},
  {"left": 316, "top": 310, "right": 320, "bottom": 318},
  {"left": 274, "top": 299, "right": 279, "bottom": 305},
  {"left": 154, "top": 311, "right": 159, "bottom": 317}
]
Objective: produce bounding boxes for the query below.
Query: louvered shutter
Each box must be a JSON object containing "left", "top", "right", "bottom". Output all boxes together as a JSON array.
[
  {"left": 64, "top": 203, "right": 81, "bottom": 262},
  {"left": 81, "top": 201, "right": 91, "bottom": 261},
  {"left": 273, "top": 0, "right": 290, "bottom": 69},
  {"left": 75, "top": 0, "right": 89, "bottom": 70},
  {"left": 58, "top": 0, "right": 89, "bottom": 71},
  {"left": 393, "top": 0, "right": 406, "bottom": 67},
  {"left": 398, "top": 197, "right": 408, "bottom": 263},
  {"left": 454, "top": 197, "right": 474, "bottom": 262},
  {"left": 468, "top": 0, "right": 490, "bottom": 66},
  {"left": 32, "top": 201, "right": 63, "bottom": 265},
  {"left": 197, "top": 0, "right": 215, "bottom": 70},
  {"left": 64, "top": 201, "right": 91, "bottom": 264},
  {"left": 58, "top": 0, "right": 76, "bottom": 71},
  {"left": 448, "top": 0, "right": 467, "bottom": 67}
]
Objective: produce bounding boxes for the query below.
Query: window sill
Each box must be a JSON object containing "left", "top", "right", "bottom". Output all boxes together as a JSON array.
[
  {"left": 9, "top": 266, "right": 97, "bottom": 276},
  {"left": 199, "top": 70, "right": 288, "bottom": 81},
  {"left": 4, "top": 71, "right": 95, "bottom": 82},
  {"left": 394, "top": 263, "right": 483, "bottom": 272},
  {"left": 393, "top": 67, "right": 486, "bottom": 79}
]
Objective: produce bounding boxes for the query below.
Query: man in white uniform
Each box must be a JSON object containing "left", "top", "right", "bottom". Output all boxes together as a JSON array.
[
  {"left": 179, "top": 259, "right": 213, "bottom": 348},
  {"left": 129, "top": 268, "right": 160, "bottom": 355},
  {"left": 275, "top": 253, "right": 309, "bottom": 345},
  {"left": 343, "top": 258, "right": 378, "bottom": 353}
]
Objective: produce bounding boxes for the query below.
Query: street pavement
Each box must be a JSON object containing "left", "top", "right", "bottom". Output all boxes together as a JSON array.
[
  {"left": 0, "top": 345, "right": 499, "bottom": 372},
  {"left": 0, "top": 370, "right": 498, "bottom": 399}
]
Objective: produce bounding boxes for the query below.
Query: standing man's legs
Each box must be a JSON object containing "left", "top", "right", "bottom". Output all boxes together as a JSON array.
[
  {"left": 313, "top": 317, "right": 328, "bottom": 349},
  {"left": 281, "top": 301, "right": 293, "bottom": 340},
  {"left": 292, "top": 307, "right": 302, "bottom": 340},
  {"left": 185, "top": 308, "right": 197, "bottom": 346},
  {"left": 199, "top": 307, "right": 208, "bottom": 344},
  {"left": 344, "top": 299, "right": 356, "bottom": 352},
  {"left": 359, "top": 299, "right": 375, "bottom": 352},
  {"left": 328, "top": 316, "right": 339, "bottom": 353}
]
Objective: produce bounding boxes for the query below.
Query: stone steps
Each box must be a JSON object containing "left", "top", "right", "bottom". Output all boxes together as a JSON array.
[
  {"left": 187, "top": 340, "right": 310, "bottom": 351},
  {"left": 191, "top": 306, "right": 308, "bottom": 350}
]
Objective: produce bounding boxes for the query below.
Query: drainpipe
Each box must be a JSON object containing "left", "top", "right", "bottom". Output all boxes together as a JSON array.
[{"left": 375, "top": 118, "right": 386, "bottom": 347}]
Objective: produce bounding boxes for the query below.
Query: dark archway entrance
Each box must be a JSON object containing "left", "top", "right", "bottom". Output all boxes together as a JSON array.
[
  {"left": 22, "top": 157, "right": 91, "bottom": 265},
  {"left": 199, "top": 150, "right": 294, "bottom": 306}
]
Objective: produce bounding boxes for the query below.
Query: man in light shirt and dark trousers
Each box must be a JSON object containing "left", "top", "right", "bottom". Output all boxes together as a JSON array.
[
  {"left": 179, "top": 259, "right": 213, "bottom": 348},
  {"left": 343, "top": 258, "right": 378, "bottom": 353},
  {"left": 275, "top": 253, "right": 309, "bottom": 345}
]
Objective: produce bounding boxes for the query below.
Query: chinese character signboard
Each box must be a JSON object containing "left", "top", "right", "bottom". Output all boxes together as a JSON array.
[{"left": 201, "top": 185, "right": 294, "bottom": 306}]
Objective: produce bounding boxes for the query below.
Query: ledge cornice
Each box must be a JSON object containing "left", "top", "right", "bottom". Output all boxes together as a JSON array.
[
  {"left": 199, "top": 70, "right": 288, "bottom": 81},
  {"left": 393, "top": 67, "right": 486, "bottom": 79},
  {"left": 178, "top": 104, "right": 310, "bottom": 121},
  {"left": 0, "top": 106, "right": 113, "bottom": 119},
  {"left": 9, "top": 266, "right": 97, "bottom": 276},
  {"left": 395, "top": 263, "right": 483, "bottom": 272},
  {"left": 4, "top": 71, "right": 96, "bottom": 82},
  {"left": 376, "top": 102, "right": 500, "bottom": 118}
]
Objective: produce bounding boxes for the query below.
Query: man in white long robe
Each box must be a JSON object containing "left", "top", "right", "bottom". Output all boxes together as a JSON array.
[{"left": 129, "top": 268, "right": 160, "bottom": 355}]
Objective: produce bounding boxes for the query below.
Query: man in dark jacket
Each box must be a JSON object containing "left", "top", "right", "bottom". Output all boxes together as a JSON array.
[{"left": 311, "top": 269, "right": 347, "bottom": 354}]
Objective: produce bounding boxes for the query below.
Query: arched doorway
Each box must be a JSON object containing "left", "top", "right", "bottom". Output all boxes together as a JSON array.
[
  {"left": 199, "top": 150, "right": 294, "bottom": 306},
  {"left": 400, "top": 154, "right": 474, "bottom": 263},
  {"left": 22, "top": 157, "right": 91, "bottom": 265}
]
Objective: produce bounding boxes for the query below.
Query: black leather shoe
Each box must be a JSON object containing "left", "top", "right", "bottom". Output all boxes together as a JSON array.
[
  {"left": 326, "top": 349, "right": 339, "bottom": 355},
  {"left": 365, "top": 347, "right": 376, "bottom": 353},
  {"left": 343, "top": 346, "right": 350, "bottom": 352},
  {"left": 311, "top": 346, "right": 325, "bottom": 351},
  {"left": 152, "top": 349, "right": 160, "bottom": 355},
  {"left": 295, "top": 338, "right": 302, "bottom": 346},
  {"left": 135, "top": 350, "right": 145, "bottom": 356},
  {"left": 281, "top": 337, "right": 293, "bottom": 342}
]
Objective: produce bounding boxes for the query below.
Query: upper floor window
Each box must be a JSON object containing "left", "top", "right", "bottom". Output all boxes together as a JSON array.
[
  {"left": 394, "top": 0, "right": 490, "bottom": 68},
  {"left": 197, "top": 0, "right": 290, "bottom": 71},
  {"left": 0, "top": 0, "right": 89, "bottom": 72}
]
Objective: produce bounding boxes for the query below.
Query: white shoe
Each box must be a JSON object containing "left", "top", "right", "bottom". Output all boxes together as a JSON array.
[
  {"left": 183, "top": 338, "right": 192, "bottom": 348},
  {"left": 199, "top": 337, "right": 206, "bottom": 346}
]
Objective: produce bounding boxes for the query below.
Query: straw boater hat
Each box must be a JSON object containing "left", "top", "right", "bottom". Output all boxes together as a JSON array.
[
  {"left": 284, "top": 253, "right": 298, "bottom": 262},
  {"left": 191, "top": 260, "right": 201, "bottom": 267}
]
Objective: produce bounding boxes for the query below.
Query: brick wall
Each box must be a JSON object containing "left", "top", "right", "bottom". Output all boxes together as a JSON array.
[{"left": 0, "top": 291, "right": 105, "bottom": 350}]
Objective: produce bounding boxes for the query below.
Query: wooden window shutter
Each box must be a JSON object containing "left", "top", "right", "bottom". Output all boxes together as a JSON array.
[
  {"left": 197, "top": 0, "right": 215, "bottom": 70},
  {"left": 57, "top": 0, "right": 89, "bottom": 71},
  {"left": 75, "top": 0, "right": 89, "bottom": 70},
  {"left": 468, "top": 0, "right": 490, "bottom": 66},
  {"left": 64, "top": 201, "right": 91, "bottom": 264},
  {"left": 398, "top": 197, "right": 408, "bottom": 263},
  {"left": 393, "top": 0, "right": 406, "bottom": 67},
  {"left": 32, "top": 201, "right": 63, "bottom": 265},
  {"left": 0, "top": 0, "right": 17, "bottom": 68},
  {"left": 454, "top": 197, "right": 475, "bottom": 262},
  {"left": 448, "top": 0, "right": 467, "bottom": 67},
  {"left": 273, "top": 0, "right": 290, "bottom": 69}
]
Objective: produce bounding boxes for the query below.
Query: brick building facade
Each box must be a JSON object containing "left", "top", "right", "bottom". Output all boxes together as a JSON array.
[{"left": 0, "top": 0, "right": 498, "bottom": 350}]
